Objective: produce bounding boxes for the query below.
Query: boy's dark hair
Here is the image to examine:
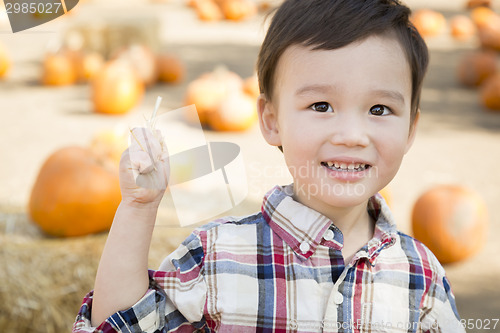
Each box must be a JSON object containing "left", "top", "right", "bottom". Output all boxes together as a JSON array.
[{"left": 257, "top": 0, "right": 429, "bottom": 125}]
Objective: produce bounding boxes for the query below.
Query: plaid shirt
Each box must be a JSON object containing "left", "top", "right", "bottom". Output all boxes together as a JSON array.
[{"left": 73, "top": 185, "right": 465, "bottom": 333}]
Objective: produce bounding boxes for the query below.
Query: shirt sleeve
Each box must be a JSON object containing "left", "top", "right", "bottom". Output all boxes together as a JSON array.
[
  {"left": 72, "top": 230, "right": 208, "bottom": 333},
  {"left": 420, "top": 274, "right": 466, "bottom": 333}
]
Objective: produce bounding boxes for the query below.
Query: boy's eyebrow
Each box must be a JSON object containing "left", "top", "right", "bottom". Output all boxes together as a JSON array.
[
  {"left": 295, "top": 85, "right": 406, "bottom": 106},
  {"left": 371, "top": 89, "right": 406, "bottom": 106},
  {"left": 295, "top": 84, "right": 335, "bottom": 96}
]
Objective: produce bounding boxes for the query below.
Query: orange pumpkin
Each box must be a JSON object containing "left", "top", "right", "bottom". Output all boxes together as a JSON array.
[
  {"left": 242, "top": 73, "right": 260, "bottom": 99},
  {"left": 41, "top": 51, "right": 77, "bottom": 86},
  {"left": 475, "top": 13, "right": 500, "bottom": 51},
  {"left": 0, "top": 42, "right": 11, "bottom": 79},
  {"left": 480, "top": 72, "right": 500, "bottom": 111},
  {"left": 92, "top": 60, "right": 144, "bottom": 115},
  {"left": 466, "top": 0, "right": 492, "bottom": 9},
  {"left": 89, "top": 128, "right": 129, "bottom": 166},
  {"left": 450, "top": 15, "right": 477, "bottom": 41},
  {"left": 156, "top": 53, "right": 185, "bottom": 83},
  {"left": 208, "top": 90, "right": 257, "bottom": 131},
  {"left": 470, "top": 6, "right": 496, "bottom": 28},
  {"left": 410, "top": 9, "right": 446, "bottom": 38},
  {"left": 112, "top": 44, "right": 158, "bottom": 86},
  {"left": 221, "top": 0, "right": 257, "bottom": 21},
  {"left": 457, "top": 51, "right": 497, "bottom": 87},
  {"left": 194, "top": 0, "right": 223, "bottom": 21},
  {"left": 411, "top": 185, "right": 488, "bottom": 264},
  {"left": 378, "top": 187, "right": 392, "bottom": 207},
  {"left": 184, "top": 66, "right": 243, "bottom": 124},
  {"left": 29, "top": 146, "right": 122, "bottom": 237},
  {"left": 74, "top": 50, "right": 105, "bottom": 82}
]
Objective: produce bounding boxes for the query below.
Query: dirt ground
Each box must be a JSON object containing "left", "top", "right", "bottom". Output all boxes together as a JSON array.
[{"left": 0, "top": 0, "right": 499, "bottom": 332}]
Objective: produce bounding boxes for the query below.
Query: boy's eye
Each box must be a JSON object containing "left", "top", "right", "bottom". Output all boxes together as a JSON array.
[
  {"left": 369, "top": 105, "right": 391, "bottom": 116},
  {"left": 310, "top": 102, "right": 333, "bottom": 113}
]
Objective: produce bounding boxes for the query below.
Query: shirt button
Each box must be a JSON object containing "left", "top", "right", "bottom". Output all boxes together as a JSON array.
[
  {"left": 334, "top": 292, "right": 343, "bottom": 305},
  {"left": 323, "top": 229, "right": 334, "bottom": 241},
  {"left": 299, "top": 241, "right": 310, "bottom": 253}
]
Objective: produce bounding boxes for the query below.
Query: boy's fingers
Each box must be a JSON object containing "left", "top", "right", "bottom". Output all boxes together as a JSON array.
[{"left": 129, "top": 150, "right": 155, "bottom": 174}]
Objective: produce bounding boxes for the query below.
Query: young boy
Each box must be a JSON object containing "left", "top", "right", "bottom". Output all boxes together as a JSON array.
[{"left": 73, "top": 0, "right": 466, "bottom": 332}]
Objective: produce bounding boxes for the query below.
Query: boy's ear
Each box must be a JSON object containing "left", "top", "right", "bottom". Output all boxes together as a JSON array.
[
  {"left": 257, "top": 94, "right": 282, "bottom": 147},
  {"left": 404, "top": 109, "right": 420, "bottom": 154}
]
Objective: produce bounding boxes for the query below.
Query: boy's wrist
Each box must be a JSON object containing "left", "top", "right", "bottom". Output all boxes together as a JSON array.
[{"left": 120, "top": 197, "right": 162, "bottom": 210}]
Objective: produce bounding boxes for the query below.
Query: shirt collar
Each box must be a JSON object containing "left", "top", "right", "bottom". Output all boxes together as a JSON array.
[{"left": 261, "top": 184, "right": 397, "bottom": 262}]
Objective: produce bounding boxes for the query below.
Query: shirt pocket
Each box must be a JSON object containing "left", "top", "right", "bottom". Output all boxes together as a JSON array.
[{"left": 358, "top": 303, "right": 420, "bottom": 333}]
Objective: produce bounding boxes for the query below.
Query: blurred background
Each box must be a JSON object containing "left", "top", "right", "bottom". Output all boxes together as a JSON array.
[{"left": 0, "top": 0, "right": 499, "bottom": 332}]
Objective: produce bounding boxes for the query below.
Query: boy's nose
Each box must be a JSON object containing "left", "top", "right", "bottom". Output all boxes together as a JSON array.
[{"left": 327, "top": 113, "right": 370, "bottom": 147}]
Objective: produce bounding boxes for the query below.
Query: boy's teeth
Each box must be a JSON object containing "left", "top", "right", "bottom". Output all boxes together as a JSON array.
[{"left": 323, "top": 162, "right": 369, "bottom": 171}]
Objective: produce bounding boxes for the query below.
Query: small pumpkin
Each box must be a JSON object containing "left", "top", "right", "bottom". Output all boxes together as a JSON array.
[
  {"left": 29, "top": 146, "right": 122, "bottom": 237},
  {"left": 221, "top": 0, "right": 257, "bottom": 21},
  {"left": 156, "top": 53, "right": 185, "bottom": 84},
  {"left": 410, "top": 9, "right": 446, "bottom": 38},
  {"left": 184, "top": 66, "right": 243, "bottom": 124},
  {"left": 92, "top": 60, "right": 144, "bottom": 115},
  {"left": 41, "top": 50, "right": 77, "bottom": 86},
  {"left": 208, "top": 90, "right": 257, "bottom": 131},
  {"left": 457, "top": 51, "right": 497, "bottom": 87},
  {"left": 0, "top": 42, "right": 11, "bottom": 79},
  {"left": 242, "top": 73, "right": 260, "bottom": 99},
  {"left": 111, "top": 44, "right": 158, "bottom": 86},
  {"left": 89, "top": 127, "right": 129, "bottom": 166},
  {"left": 378, "top": 187, "right": 392, "bottom": 207},
  {"left": 480, "top": 72, "right": 500, "bottom": 111},
  {"left": 411, "top": 185, "right": 488, "bottom": 264},
  {"left": 475, "top": 11, "right": 500, "bottom": 51},
  {"left": 470, "top": 6, "right": 496, "bottom": 28},
  {"left": 466, "top": 0, "right": 492, "bottom": 9},
  {"left": 74, "top": 50, "right": 105, "bottom": 82},
  {"left": 194, "top": 0, "right": 223, "bottom": 21},
  {"left": 450, "top": 15, "right": 477, "bottom": 41}
]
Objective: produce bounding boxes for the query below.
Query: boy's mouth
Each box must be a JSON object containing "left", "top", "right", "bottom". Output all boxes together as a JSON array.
[{"left": 321, "top": 161, "right": 371, "bottom": 172}]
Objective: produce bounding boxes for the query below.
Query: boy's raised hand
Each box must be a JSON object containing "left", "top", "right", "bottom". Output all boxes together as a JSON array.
[{"left": 119, "top": 127, "right": 170, "bottom": 207}]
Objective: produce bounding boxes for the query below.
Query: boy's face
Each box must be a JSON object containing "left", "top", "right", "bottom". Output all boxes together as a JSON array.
[{"left": 258, "top": 34, "right": 418, "bottom": 210}]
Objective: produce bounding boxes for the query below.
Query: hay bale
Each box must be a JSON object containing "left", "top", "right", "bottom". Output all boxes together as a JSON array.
[{"left": 0, "top": 220, "right": 105, "bottom": 333}]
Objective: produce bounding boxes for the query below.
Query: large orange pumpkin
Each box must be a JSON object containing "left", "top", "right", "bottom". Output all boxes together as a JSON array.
[
  {"left": 29, "top": 146, "right": 122, "bottom": 237},
  {"left": 457, "top": 51, "right": 497, "bottom": 87},
  {"left": 92, "top": 60, "right": 144, "bottom": 115},
  {"left": 411, "top": 185, "right": 488, "bottom": 264},
  {"left": 0, "top": 42, "right": 11, "bottom": 79}
]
